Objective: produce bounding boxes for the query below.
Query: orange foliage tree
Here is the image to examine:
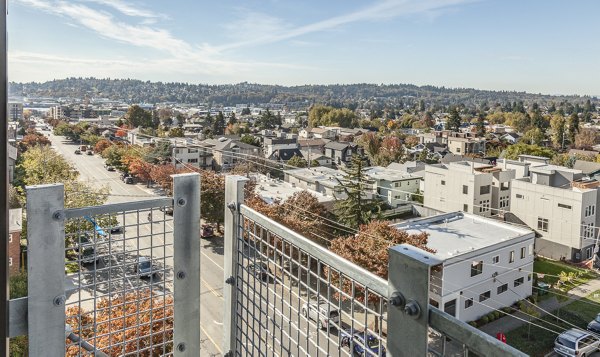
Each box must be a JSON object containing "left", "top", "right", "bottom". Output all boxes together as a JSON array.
[
  {"left": 66, "top": 290, "right": 173, "bottom": 356},
  {"left": 18, "top": 133, "right": 51, "bottom": 152},
  {"left": 94, "top": 139, "right": 113, "bottom": 155},
  {"left": 126, "top": 157, "right": 154, "bottom": 184},
  {"left": 150, "top": 164, "right": 179, "bottom": 193}
]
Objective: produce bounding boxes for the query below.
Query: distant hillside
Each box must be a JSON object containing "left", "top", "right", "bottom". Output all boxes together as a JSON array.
[{"left": 8, "top": 77, "right": 597, "bottom": 108}]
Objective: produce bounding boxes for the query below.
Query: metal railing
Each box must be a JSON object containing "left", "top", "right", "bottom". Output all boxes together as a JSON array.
[
  {"left": 223, "top": 175, "right": 527, "bottom": 357},
  {"left": 10, "top": 173, "right": 201, "bottom": 356}
]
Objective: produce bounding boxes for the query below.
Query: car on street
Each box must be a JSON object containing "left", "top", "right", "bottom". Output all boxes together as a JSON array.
[
  {"left": 554, "top": 328, "right": 600, "bottom": 357},
  {"left": 301, "top": 299, "right": 340, "bottom": 330},
  {"left": 246, "top": 262, "right": 272, "bottom": 282},
  {"left": 136, "top": 256, "right": 155, "bottom": 278},
  {"left": 159, "top": 206, "right": 174, "bottom": 216},
  {"left": 105, "top": 165, "right": 115, "bottom": 171},
  {"left": 86, "top": 150, "right": 93, "bottom": 156},
  {"left": 124, "top": 177, "right": 135, "bottom": 184},
  {"left": 201, "top": 224, "right": 214, "bottom": 238},
  {"left": 108, "top": 226, "right": 124, "bottom": 235},
  {"left": 588, "top": 313, "right": 600, "bottom": 334},
  {"left": 74, "top": 149, "right": 81, "bottom": 154},
  {"left": 340, "top": 329, "right": 386, "bottom": 356},
  {"left": 72, "top": 234, "right": 98, "bottom": 265}
]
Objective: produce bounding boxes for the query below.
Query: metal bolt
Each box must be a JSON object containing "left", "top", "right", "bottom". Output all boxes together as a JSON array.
[
  {"left": 225, "top": 276, "right": 235, "bottom": 285},
  {"left": 404, "top": 300, "right": 421, "bottom": 319},
  {"left": 177, "top": 343, "right": 186, "bottom": 352},
  {"left": 177, "top": 198, "right": 186, "bottom": 207},
  {"left": 390, "top": 292, "right": 405, "bottom": 307},
  {"left": 53, "top": 210, "right": 65, "bottom": 221},
  {"left": 53, "top": 295, "right": 66, "bottom": 306},
  {"left": 177, "top": 271, "right": 186, "bottom": 280},
  {"left": 227, "top": 201, "right": 237, "bottom": 211}
]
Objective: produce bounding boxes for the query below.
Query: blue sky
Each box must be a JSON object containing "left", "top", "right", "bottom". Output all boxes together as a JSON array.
[{"left": 7, "top": 0, "right": 600, "bottom": 95}]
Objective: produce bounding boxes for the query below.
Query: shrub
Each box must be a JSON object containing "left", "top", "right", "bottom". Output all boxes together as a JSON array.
[
  {"left": 480, "top": 316, "right": 489, "bottom": 324},
  {"left": 494, "top": 311, "right": 501, "bottom": 319},
  {"left": 468, "top": 321, "right": 478, "bottom": 328},
  {"left": 502, "top": 307, "right": 513, "bottom": 314}
]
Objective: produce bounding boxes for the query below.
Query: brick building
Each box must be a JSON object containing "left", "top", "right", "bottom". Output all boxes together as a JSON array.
[{"left": 9, "top": 208, "right": 22, "bottom": 275}]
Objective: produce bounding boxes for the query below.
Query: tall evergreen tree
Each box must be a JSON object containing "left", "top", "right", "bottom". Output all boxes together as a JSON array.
[
  {"left": 333, "top": 155, "right": 384, "bottom": 229},
  {"left": 212, "top": 111, "right": 226, "bottom": 135},
  {"left": 228, "top": 112, "right": 237, "bottom": 126},
  {"left": 447, "top": 107, "right": 461, "bottom": 132},
  {"left": 567, "top": 112, "right": 580, "bottom": 144},
  {"left": 476, "top": 112, "right": 486, "bottom": 137}
]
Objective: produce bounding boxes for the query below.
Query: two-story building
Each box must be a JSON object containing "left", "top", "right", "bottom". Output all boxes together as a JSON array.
[
  {"left": 284, "top": 167, "right": 347, "bottom": 199},
  {"left": 324, "top": 141, "right": 361, "bottom": 168},
  {"left": 393, "top": 212, "right": 535, "bottom": 322},
  {"left": 172, "top": 144, "right": 213, "bottom": 170},
  {"left": 364, "top": 166, "right": 422, "bottom": 207},
  {"left": 263, "top": 137, "right": 299, "bottom": 158}
]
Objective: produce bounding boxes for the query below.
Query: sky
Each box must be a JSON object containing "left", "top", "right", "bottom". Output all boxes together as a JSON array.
[{"left": 7, "top": 0, "right": 600, "bottom": 95}]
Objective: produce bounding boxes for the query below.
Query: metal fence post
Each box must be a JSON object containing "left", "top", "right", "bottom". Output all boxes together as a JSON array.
[
  {"left": 387, "top": 244, "right": 441, "bottom": 357},
  {"left": 222, "top": 175, "right": 248, "bottom": 356},
  {"left": 172, "top": 173, "right": 201, "bottom": 356},
  {"left": 26, "top": 184, "right": 66, "bottom": 356}
]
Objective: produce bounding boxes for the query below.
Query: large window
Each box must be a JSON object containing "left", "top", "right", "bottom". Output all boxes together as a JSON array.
[
  {"left": 492, "top": 255, "right": 499, "bottom": 264},
  {"left": 520, "top": 247, "right": 526, "bottom": 259},
  {"left": 585, "top": 205, "right": 596, "bottom": 217},
  {"left": 480, "top": 185, "right": 491, "bottom": 195},
  {"left": 497, "top": 284, "right": 508, "bottom": 294},
  {"left": 537, "top": 217, "right": 549, "bottom": 232},
  {"left": 464, "top": 298, "right": 473, "bottom": 309},
  {"left": 514, "top": 277, "right": 524, "bottom": 287},
  {"left": 479, "top": 291, "right": 491, "bottom": 302},
  {"left": 462, "top": 185, "right": 468, "bottom": 194},
  {"left": 509, "top": 250, "right": 515, "bottom": 263},
  {"left": 499, "top": 196, "right": 509, "bottom": 209},
  {"left": 470, "top": 261, "right": 483, "bottom": 277}
]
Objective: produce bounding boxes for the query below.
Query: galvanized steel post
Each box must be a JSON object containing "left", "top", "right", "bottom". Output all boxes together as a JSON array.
[
  {"left": 387, "top": 244, "right": 441, "bottom": 357},
  {"left": 172, "top": 173, "right": 201, "bottom": 356},
  {"left": 222, "top": 175, "right": 248, "bottom": 356},
  {"left": 26, "top": 184, "right": 66, "bottom": 356}
]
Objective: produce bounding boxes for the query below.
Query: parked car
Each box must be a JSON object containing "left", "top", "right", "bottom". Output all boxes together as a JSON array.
[
  {"left": 301, "top": 299, "right": 340, "bottom": 330},
  {"left": 201, "top": 224, "right": 214, "bottom": 238},
  {"left": 108, "top": 226, "right": 124, "bottom": 235},
  {"left": 554, "top": 328, "right": 600, "bottom": 357},
  {"left": 340, "top": 329, "right": 386, "bottom": 356},
  {"left": 589, "top": 313, "right": 600, "bottom": 334},
  {"left": 124, "top": 177, "right": 135, "bottom": 184},
  {"left": 105, "top": 165, "right": 115, "bottom": 171},
  {"left": 72, "top": 234, "right": 98, "bottom": 264},
  {"left": 246, "top": 262, "right": 271, "bottom": 282},
  {"left": 136, "top": 256, "right": 155, "bottom": 278},
  {"left": 159, "top": 206, "right": 174, "bottom": 216},
  {"left": 86, "top": 150, "right": 93, "bottom": 156},
  {"left": 74, "top": 149, "right": 81, "bottom": 155}
]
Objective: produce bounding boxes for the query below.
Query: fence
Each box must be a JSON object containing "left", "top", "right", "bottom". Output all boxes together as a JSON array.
[
  {"left": 10, "top": 173, "right": 200, "bottom": 356},
  {"left": 223, "top": 175, "right": 527, "bottom": 357}
]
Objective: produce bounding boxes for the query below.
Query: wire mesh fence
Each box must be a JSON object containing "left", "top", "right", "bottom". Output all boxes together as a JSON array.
[
  {"left": 233, "top": 205, "right": 388, "bottom": 357},
  {"left": 63, "top": 203, "right": 175, "bottom": 356}
]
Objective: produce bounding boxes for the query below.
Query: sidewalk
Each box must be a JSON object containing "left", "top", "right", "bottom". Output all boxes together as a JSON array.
[{"left": 480, "top": 278, "right": 600, "bottom": 336}]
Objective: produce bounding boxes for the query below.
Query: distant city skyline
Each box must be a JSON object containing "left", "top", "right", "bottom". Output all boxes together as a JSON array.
[{"left": 7, "top": 0, "right": 600, "bottom": 96}]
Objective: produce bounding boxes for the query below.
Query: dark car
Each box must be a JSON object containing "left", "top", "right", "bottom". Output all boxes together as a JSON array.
[
  {"left": 106, "top": 165, "right": 115, "bottom": 171},
  {"left": 136, "top": 256, "right": 156, "bottom": 279},
  {"left": 74, "top": 149, "right": 81, "bottom": 155},
  {"left": 201, "top": 224, "right": 214, "bottom": 238},
  {"left": 340, "top": 329, "right": 386, "bottom": 356},
  {"left": 246, "top": 262, "right": 271, "bottom": 282},
  {"left": 86, "top": 150, "right": 93, "bottom": 156},
  {"left": 124, "top": 177, "right": 135, "bottom": 184},
  {"left": 588, "top": 313, "right": 600, "bottom": 334},
  {"left": 72, "top": 234, "right": 98, "bottom": 264},
  {"left": 108, "top": 226, "right": 124, "bottom": 235}
]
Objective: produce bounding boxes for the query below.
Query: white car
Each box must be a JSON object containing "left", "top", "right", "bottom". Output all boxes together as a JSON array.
[{"left": 301, "top": 299, "right": 340, "bottom": 330}]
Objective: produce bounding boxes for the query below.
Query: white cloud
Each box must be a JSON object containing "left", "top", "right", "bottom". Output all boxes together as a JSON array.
[{"left": 84, "top": 0, "right": 160, "bottom": 19}]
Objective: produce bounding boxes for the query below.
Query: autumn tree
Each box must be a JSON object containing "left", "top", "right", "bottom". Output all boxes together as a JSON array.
[
  {"left": 150, "top": 164, "right": 179, "bottom": 193},
  {"left": 94, "top": 139, "right": 113, "bottom": 155},
  {"left": 169, "top": 127, "right": 185, "bottom": 137},
  {"left": 475, "top": 112, "right": 485, "bottom": 137},
  {"left": 375, "top": 135, "right": 403, "bottom": 166},
  {"left": 334, "top": 154, "right": 384, "bottom": 229},
  {"left": 550, "top": 114, "right": 567, "bottom": 149},
  {"left": 18, "top": 132, "right": 51, "bottom": 152},
  {"left": 198, "top": 170, "right": 226, "bottom": 232},
  {"left": 126, "top": 157, "right": 154, "bottom": 186},
  {"left": 522, "top": 128, "right": 545, "bottom": 146},
  {"left": 575, "top": 128, "right": 598, "bottom": 150}
]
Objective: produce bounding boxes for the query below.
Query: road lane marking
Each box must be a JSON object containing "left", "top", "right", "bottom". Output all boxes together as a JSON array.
[
  {"left": 202, "top": 251, "right": 224, "bottom": 271},
  {"left": 201, "top": 276, "right": 223, "bottom": 298},
  {"left": 200, "top": 324, "right": 223, "bottom": 355}
]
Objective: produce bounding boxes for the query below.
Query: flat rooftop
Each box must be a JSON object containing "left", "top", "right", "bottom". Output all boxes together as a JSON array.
[
  {"left": 392, "top": 212, "right": 532, "bottom": 260},
  {"left": 364, "top": 166, "right": 421, "bottom": 181},
  {"left": 252, "top": 174, "right": 333, "bottom": 204},
  {"left": 284, "top": 167, "right": 344, "bottom": 188}
]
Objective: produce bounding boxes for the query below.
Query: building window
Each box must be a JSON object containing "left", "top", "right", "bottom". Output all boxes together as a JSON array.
[
  {"left": 188, "top": 158, "right": 198, "bottom": 163},
  {"left": 499, "top": 196, "right": 509, "bottom": 209},
  {"left": 558, "top": 203, "right": 572, "bottom": 209},
  {"left": 528, "top": 274, "right": 532, "bottom": 281},
  {"left": 497, "top": 284, "right": 508, "bottom": 294},
  {"left": 441, "top": 180, "right": 446, "bottom": 186},
  {"left": 492, "top": 256, "right": 499, "bottom": 264},
  {"left": 529, "top": 243, "right": 534, "bottom": 255},
  {"left": 479, "top": 291, "right": 491, "bottom": 302},
  {"left": 514, "top": 277, "right": 524, "bottom": 287},
  {"left": 462, "top": 185, "right": 468, "bottom": 194},
  {"left": 520, "top": 247, "right": 526, "bottom": 259},
  {"left": 500, "top": 182, "right": 510, "bottom": 191},
  {"left": 463, "top": 204, "right": 468, "bottom": 212},
  {"left": 515, "top": 194, "right": 523, "bottom": 199},
  {"left": 480, "top": 185, "right": 491, "bottom": 195},
  {"left": 464, "top": 298, "right": 473, "bottom": 309},
  {"left": 509, "top": 250, "right": 515, "bottom": 263},
  {"left": 470, "top": 261, "right": 483, "bottom": 277},
  {"left": 585, "top": 205, "right": 596, "bottom": 217},
  {"left": 586, "top": 247, "right": 593, "bottom": 259},
  {"left": 537, "top": 217, "right": 549, "bottom": 232},
  {"left": 583, "top": 223, "right": 595, "bottom": 239},
  {"left": 478, "top": 200, "right": 490, "bottom": 213}
]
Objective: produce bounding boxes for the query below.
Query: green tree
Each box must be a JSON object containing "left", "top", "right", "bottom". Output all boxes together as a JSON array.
[
  {"left": 241, "top": 107, "right": 251, "bottom": 115},
  {"left": 567, "top": 112, "right": 580, "bottom": 144},
  {"left": 475, "top": 112, "right": 485, "bottom": 137},
  {"left": 447, "top": 107, "right": 461, "bottom": 132},
  {"left": 333, "top": 155, "right": 384, "bottom": 229},
  {"left": 240, "top": 134, "right": 261, "bottom": 147},
  {"left": 125, "top": 105, "right": 152, "bottom": 128},
  {"left": 228, "top": 112, "right": 237, "bottom": 126},
  {"left": 287, "top": 154, "right": 307, "bottom": 168},
  {"left": 213, "top": 111, "right": 226, "bottom": 135},
  {"left": 522, "top": 127, "right": 545, "bottom": 146},
  {"left": 504, "top": 143, "right": 555, "bottom": 160},
  {"left": 550, "top": 114, "right": 567, "bottom": 149},
  {"left": 169, "top": 127, "right": 185, "bottom": 137}
]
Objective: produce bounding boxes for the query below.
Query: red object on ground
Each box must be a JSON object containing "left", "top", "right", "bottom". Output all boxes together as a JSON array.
[{"left": 496, "top": 332, "right": 506, "bottom": 343}]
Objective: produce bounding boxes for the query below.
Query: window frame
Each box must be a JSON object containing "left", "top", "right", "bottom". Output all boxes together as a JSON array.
[{"left": 470, "top": 261, "right": 483, "bottom": 277}]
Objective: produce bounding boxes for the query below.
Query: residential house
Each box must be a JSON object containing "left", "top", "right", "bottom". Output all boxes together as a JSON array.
[
  {"left": 447, "top": 135, "right": 486, "bottom": 155},
  {"left": 298, "top": 138, "right": 329, "bottom": 154},
  {"left": 299, "top": 150, "right": 332, "bottom": 167},
  {"left": 268, "top": 148, "right": 304, "bottom": 162},
  {"left": 263, "top": 137, "right": 299, "bottom": 158},
  {"left": 510, "top": 164, "right": 600, "bottom": 262},
  {"left": 574, "top": 160, "right": 600, "bottom": 181},
  {"left": 203, "top": 137, "right": 261, "bottom": 170},
  {"left": 424, "top": 161, "right": 514, "bottom": 217},
  {"left": 364, "top": 166, "right": 422, "bottom": 207},
  {"left": 284, "top": 167, "right": 347, "bottom": 199},
  {"left": 501, "top": 132, "right": 521, "bottom": 144},
  {"left": 393, "top": 212, "right": 534, "bottom": 322},
  {"left": 172, "top": 144, "right": 213, "bottom": 170},
  {"left": 324, "top": 141, "right": 361, "bottom": 167},
  {"left": 310, "top": 127, "right": 335, "bottom": 139}
]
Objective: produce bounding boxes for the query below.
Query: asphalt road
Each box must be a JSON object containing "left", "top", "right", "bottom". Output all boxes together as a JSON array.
[{"left": 48, "top": 131, "right": 226, "bottom": 356}]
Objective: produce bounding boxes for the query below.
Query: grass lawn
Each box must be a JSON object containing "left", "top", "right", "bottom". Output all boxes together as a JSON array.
[
  {"left": 534, "top": 257, "right": 597, "bottom": 289},
  {"left": 505, "top": 290, "right": 600, "bottom": 357}
]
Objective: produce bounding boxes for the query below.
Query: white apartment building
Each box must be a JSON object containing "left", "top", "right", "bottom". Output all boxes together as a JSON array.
[
  {"left": 510, "top": 164, "right": 599, "bottom": 262},
  {"left": 424, "top": 162, "right": 514, "bottom": 217},
  {"left": 393, "top": 212, "right": 535, "bottom": 322},
  {"left": 364, "top": 166, "right": 421, "bottom": 207},
  {"left": 284, "top": 167, "right": 347, "bottom": 199},
  {"left": 172, "top": 145, "right": 213, "bottom": 170}
]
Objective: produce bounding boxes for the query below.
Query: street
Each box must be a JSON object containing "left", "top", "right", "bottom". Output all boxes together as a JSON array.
[{"left": 48, "top": 132, "right": 226, "bottom": 356}]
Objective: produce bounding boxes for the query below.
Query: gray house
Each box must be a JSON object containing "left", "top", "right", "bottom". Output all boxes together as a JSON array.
[{"left": 324, "top": 141, "right": 361, "bottom": 167}]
